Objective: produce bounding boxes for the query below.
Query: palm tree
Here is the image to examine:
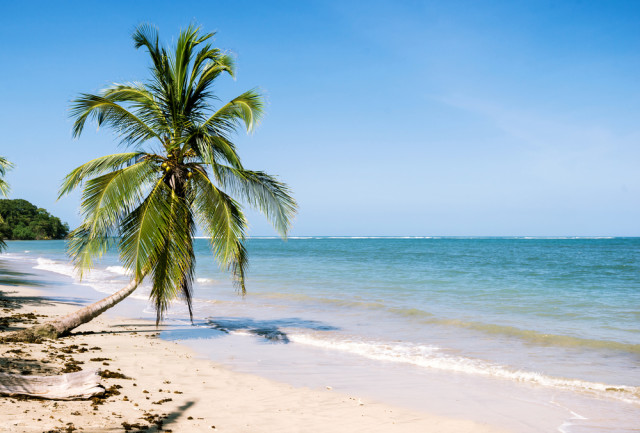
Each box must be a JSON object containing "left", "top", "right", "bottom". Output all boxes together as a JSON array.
[
  {"left": 3, "top": 24, "right": 296, "bottom": 342},
  {"left": 0, "top": 156, "right": 13, "bottom": 251}
]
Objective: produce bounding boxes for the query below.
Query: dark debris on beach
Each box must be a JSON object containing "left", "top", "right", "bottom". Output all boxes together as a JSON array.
[{"left": 1, "top": 289, "right": 198, "bottom": 432}]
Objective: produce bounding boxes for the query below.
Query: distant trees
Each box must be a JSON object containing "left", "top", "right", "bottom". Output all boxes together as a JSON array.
[{"left": 0, "top": 199, "right": 69, "bottom": 240}]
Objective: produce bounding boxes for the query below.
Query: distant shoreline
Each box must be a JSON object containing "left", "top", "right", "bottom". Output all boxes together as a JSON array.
[{"left": 200, "top": 235, "right": 632, "bottom": 239}]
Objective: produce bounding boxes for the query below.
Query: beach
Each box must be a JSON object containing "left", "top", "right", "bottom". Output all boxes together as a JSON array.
[
  {"left": 2, "top": 2, "right": 639, "bottom": 430},
  {"left": 1, "top": 238, "right": 639, "bottom": 432},
  {"left": 0, "top": 282, "right": 503, "bottom": 432}
]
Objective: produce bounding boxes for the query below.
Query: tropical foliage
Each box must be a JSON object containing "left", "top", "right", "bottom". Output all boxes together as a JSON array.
[
  {"left": 0, "top": 157, "right": 11, "bottom": 199},
  {"left": 0, "top": 199, "right": 69, "bottom": 240},
  {"left": 62, "top": 24, "right": 297, "bottom": 324}
]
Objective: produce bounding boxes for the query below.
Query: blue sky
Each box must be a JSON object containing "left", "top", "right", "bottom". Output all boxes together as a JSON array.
[{"left": 1, "top": 0, "right": 638, "bottom": 236}]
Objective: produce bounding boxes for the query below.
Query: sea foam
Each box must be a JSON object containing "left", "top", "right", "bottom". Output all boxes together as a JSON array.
[
  {"left": 287, "top": 333, "right": 640, "bottom": 405},
  {"left": 106, "top": 266, "right": 130, "bottom": 276},
  {"left": 34, "top": 257, "right": 76, "bottom": 277},
  {"left": 196, "top": 278, "right": 217, "bottom": 284}
]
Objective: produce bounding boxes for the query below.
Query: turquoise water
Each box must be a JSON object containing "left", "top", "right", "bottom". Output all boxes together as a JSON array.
[{"left": 3, "top": 237, "right": 639, "bottom": 431}]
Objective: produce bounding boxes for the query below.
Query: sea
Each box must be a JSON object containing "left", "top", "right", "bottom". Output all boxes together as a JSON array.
[{"left": 2, "top": 237, "right": 639, "bottom": 432}]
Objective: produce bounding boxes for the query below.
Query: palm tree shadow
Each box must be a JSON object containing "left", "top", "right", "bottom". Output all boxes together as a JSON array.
[
  {"left": 162, "top": 317, "right": 340, "bottom": 344},
  {"left": 0, "top": 262, "right": 44, "bottom": 287},
  {"left": 145, "top": 400, "right": 195, "bottom": 432},
  {"left": 0, "top": 261, "right": 88, "bottom": 311},
  {"left": 0, "top": 290, "right": 87, "bottom": 313},
  {"left": 71, "top": 328, "right": 161, "bottom": 337}
]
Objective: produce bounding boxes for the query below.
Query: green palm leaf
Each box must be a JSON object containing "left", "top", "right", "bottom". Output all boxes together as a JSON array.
[
  {"left": 101, "top": 84, "right": 170, "bottom": 135},
  {"left": 203, "top": 89, "right": 264, "bottom": 135},
  {"left": 149, "top": 188, "right": 196, "bottom": 323},
  {"left": 190, "top": 169, "right": 248, "bottom": 293},
  {"left": 190, "top": 130, "right": 243, "bottom": 169},
  {"left": 59, "top": 152, "right": 145, "bottom": 197},
  {"left": 67, "top": 159, "right": 158, "bottom": 273},
  {"left": 71, "top": 94, "right": 161, "bottom": 147},
  {"left": 0, "top": 156, "right": 13, "bottom": 198},
  {"left": 213, "top": 165, "right": 297, "bottom": 237},
  {"left": 119, "top": 179, "right": 170, "bottom": 279}
]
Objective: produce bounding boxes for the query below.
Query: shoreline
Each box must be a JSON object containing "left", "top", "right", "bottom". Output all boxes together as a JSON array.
[{"left": 0, "top": 278, "right": 505, "bottom": 432}]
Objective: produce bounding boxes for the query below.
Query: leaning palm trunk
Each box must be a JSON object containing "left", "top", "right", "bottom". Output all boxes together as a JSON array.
[{"left": 2, "top": 279, "right": 140, "bottom": 342}]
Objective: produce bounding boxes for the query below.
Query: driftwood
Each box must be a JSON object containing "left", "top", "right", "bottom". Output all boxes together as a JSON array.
[{"left": 0, "top": 369, "right": 105, "bottom": 400}]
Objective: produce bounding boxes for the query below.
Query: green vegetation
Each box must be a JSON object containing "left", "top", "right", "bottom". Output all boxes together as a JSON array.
[
  {"left": 61, "top": 23, "right": 297, "bottom": 326},
  {"left": 0, "top": 199, "right": 69, "bottom": 240}
]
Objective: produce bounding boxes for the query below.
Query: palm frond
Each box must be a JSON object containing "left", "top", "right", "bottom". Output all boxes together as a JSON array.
[
  {"left": 59, "top": 152, "right": 144, "bottom": 197},
  {"left": 148, "top": 189, "right": 196, "bottom": 323},
  {"left": 132, "top": 23, "right": 165, "bottom": 81},
  {"left": 0, "top": 180, "right": 10, "bottom": 198},
  {"left": 0, "top": 156, "right": 14, "bottom": 198},
  {"left": 118, "top": 177, "right": 197, "bottom": 321},
  {"left": 67, "top": 159, "right": 158, "bottom": 274},
  {"left": 186, "top": 43, "right": 222, "bottom": 99},
  {"left": 188, "top": 128, "right": 243, "bottom": 169},
  {"left": 202, "top": 89, "right": 264, "bottom": 134},
  {"left": 101, "top": 84, "right": 170, "bottom": 136},
  {"left": 171, "top": 24, "right": 201, "bottom": 104},
  {"left": 119, "top": 179, "right": 172, "bottom": 279},
  {"left": 0, "top": 156, "right": 13, "bottom": 176},
  {"left": 188, "top": 53, "right": 235, "bottom": 111},
  {"left": 132, "top": 25, "right": 173, "bottom": 124},
  {"left": 214, "top": 165, "right": 297, "bottom": 237},
  {"left": 70, "top": 94, "right": 160, "bottom": 147},
  {"left": 190, "top": 169, "right": 248, "bottom": 293}
]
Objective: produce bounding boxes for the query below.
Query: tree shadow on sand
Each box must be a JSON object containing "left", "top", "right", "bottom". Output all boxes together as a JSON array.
[
  {"left": 0, "top": 261, "right": 89, "bottom": 313},
  {"left": 13, "top": 311, "right": 338, "bottom": 346},
  {"left": 96, "top": 401, "right": 197, "bottom": 432},
  {"left": 0, "top": 289, "right": 87, "bottom": 314},
  {"left": 40, "top": 401, "right": 197, "bottom": 432},
  {"left": 206, "top": 317, "right": 338, "bottom": 343},
  {"left": 146, "top": 400, "right": 195, "bottom": 432},
  {"left": 0, "top": 262, "right": 45, "bottom": 288}
]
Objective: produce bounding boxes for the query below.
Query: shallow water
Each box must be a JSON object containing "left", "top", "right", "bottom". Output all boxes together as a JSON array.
[{"left": 3, "top": 237, "right": 639, "bottom": 432}]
